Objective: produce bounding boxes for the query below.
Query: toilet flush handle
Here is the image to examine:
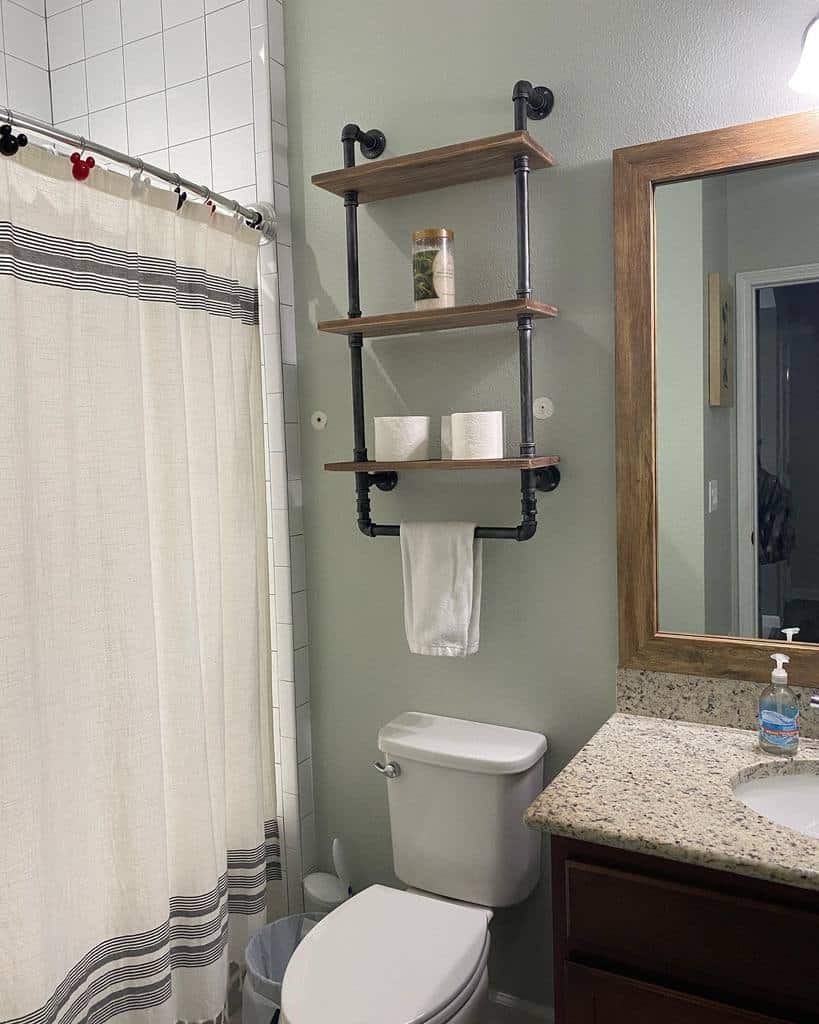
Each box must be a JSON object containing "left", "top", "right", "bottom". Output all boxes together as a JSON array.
[{"left": 371, "top": 760, "right": 401, "bottom": 780}]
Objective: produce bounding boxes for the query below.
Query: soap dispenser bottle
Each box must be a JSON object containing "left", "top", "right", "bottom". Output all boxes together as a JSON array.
[{"left": 758, "top": 653, "right": 800, "bottom": 756}]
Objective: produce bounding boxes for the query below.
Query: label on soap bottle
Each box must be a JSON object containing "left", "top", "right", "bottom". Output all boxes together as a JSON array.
[{"left": 759, "top": 710, "right": 799, "bottom": 747}]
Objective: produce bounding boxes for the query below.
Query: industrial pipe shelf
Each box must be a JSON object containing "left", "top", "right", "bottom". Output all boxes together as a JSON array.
[{"left": 314, "top": 80, "right": 559, "bottom": 541}]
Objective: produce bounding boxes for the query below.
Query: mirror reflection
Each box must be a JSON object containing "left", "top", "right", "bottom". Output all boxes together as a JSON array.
[{"left": 656, "top": 160, "right": 819, "bottom": 642}]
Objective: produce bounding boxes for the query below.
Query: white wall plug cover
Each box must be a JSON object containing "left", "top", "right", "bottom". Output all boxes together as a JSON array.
[
  {"left": 534, "top": 397, "right": 554, "bottom": 420},
  {"left": 311, "top": 410, "right": 328, "bottom": 430}
]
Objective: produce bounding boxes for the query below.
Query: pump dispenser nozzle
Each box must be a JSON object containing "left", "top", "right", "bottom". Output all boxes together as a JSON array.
[
  {"left": 771, "top": 652, "right": 790, "bottom": 683},
  {"left": 782, "top": 627, "right": 801, "bottom": 642}
]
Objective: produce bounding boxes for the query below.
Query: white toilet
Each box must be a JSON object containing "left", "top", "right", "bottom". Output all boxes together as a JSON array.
[{"left": 281, "top": 711, "right": 547, "bottom": 1024}]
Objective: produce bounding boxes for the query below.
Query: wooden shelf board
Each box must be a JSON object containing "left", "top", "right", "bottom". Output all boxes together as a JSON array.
[
  {"left": 325, "top": 456, "right": 561, "bottom": 472},
  {"left": 318, "top": 298, "right": 558, "bottom": 339},
  {"left": 311, "top": 131, "right": 554, "bottom": 203}
]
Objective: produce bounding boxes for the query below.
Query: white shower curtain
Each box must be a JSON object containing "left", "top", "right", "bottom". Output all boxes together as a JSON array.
[{"left": 0, "top": 148, "right": 280, "bottom": 1024}]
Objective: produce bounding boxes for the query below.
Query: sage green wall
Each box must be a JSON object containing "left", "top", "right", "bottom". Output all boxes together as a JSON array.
[{"left": 283, "top": 0, "right": 817, "bottom": 1007}]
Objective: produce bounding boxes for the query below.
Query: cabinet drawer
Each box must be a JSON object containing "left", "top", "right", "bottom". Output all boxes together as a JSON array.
[
  {"left": 564, "top": 859, "right": 819, "bottom": 1018},
  {"left": 566, "top": 964, "right": 795, "bottom": 1024}
]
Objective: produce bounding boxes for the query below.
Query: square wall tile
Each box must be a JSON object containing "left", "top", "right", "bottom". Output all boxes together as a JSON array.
[
  {"left": 50, "top": 62, "right": 87, "bottom": 122},
  {"left": 285, "top": 423, "right": 301, "bottom": 480},
  {"left": 140, "top": 148, "right": 170, "bottom": 170},
  {"left": 273, "top": 182, "right": 290, "bottom": 244},
  {"left": 211, "top": 123, "right": 254, "bottom": 191},
  {"left": 277, "top": 242, "right": 294, "bottom": 305},
  {"left": 287, "top": 479, "right": 303, "bottom": 535},
  {"left": 46, "top": 0, "right": 78, "bottom": 13},
  {"left": 249, "top": 0, "right": 264, "bottom": 29},
  {"left": 276, "top": 621, "right": 293, "bottom": 681},
  {"left": 267, "top": 0, "right": 283, "bottom": 64},
  {"left": 166, "top": 78, "right": 209, "bottom": 146},
  {"left": 282, "top": 791, "right": 299, "bottom": 848},
  {"left": 272, "top": 120, "right": 288, "bottom": 185},
  {"left": 298, "top": 761, "right": 313, "bottom": 818},
  {"left": 281, "top": 736, "right": 298, "bottom": 795},
  {"left": 89, "top": 103, "right": 127, "bottom": 150},
  {"left": 86, "top": 48, "right": 125, "bottom": 111},
  {"left": 0, "top": 61, "right": 8, "bottom": 107},
  {"left": 280, "top": 303, "right": 296, "bottom": 364},
  {"left": 274, "top": 567, "right": 292, "bottom": 624},
  {"left": 301, "top": 813, "right": 317, "bottom": 873},
  {"left": 293, "top": 592, "right": 308, "bottom": 650},
  {"left": 6, "top": 57, "right": 51, "bottom": 120},
  {"left": 282, "top": 363, "right": 299, "bottom": 423},
  {"left": 83, "top": 0, "right": 123, "bottom": 57},
  {"left": 269, "top": 57, "right": 285, "bottom": 125},
  {"left": 160, "top": 0, "right": 202, "bottom": 29},
  {"left": 4, "top": 1, "right": 48, "bottom": 67},
  {"left": 164, "top": 18, "right": 206, "bottom": 88},
  {"left": 46, "top": 5, "right": 84, "bottom": 68},
  {"left": 208, "top": 61, "right": 252, "bottom": 134},
  {"left": 206, "top": 0, "right": 250, "bottom": 74},
  {"left": 222, "top": 183, "right": 256, "bottom": 204},
  {"left": 290, "top": 535, "right": 306, "bottom": 592},
  {"left": 169, "top": 136, "right": 212, "bottom": 187},
  {"left": 124, "top": 34, "right": 165, "bottom": 100},
  {"left": 127, "top": 91, "right": 168, "bottom": 154},
  {"left": 295, "top": 701, "right": 311, "bottom": 761},
  {"left": 121, "top": 0, "right": 161, "bottom": 42},
  {"left": 279, "top": 679, "right": 295, "bottom": 736},
  {"left": 294, "top": 647, "right": 309, "bottom": 706},
  {"left": 254, "top": 147, "right": 273, "bottom": 202},
  {"left": 55, "top": 113, "right": 89, "bottom": 134},
  {"left": 271, "top": 508, "right": 289, "bottom": 566},
  {"left": 15, "top": 0, "right": 45, "bottom": 13}
]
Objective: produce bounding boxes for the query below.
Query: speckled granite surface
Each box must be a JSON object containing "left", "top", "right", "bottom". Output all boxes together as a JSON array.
[
  {"left": 617, "top": 667, "right": 819, "bottom": 739},
  {"left": 526, "top": 713, "right": 819, "bottom": 891}
]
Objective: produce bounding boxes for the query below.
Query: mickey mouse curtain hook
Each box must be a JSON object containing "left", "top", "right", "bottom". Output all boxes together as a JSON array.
[
  {"left": 70, "top": 137, "right": 94, "bottom": 180},
  {"left": 172, "top": 172, "right": 187, "bottom": 210},
  {"left": 0, "top": 110, "right": 27, "bottom": 157}
]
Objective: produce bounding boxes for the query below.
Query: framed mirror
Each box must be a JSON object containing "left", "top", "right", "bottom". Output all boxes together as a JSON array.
[{"left": 615, "top": 111, "right": 819, "bottom": 683}]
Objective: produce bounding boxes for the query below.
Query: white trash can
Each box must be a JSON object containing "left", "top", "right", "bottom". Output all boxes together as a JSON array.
[{"left": 242, "top": 913, "right": 323, "bottom": 1024}]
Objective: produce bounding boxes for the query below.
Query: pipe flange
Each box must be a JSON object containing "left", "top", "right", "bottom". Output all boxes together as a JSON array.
[
  {"left": 534, "top": 465, "right": 560, "bottom": 492},
  {"left": 360, "top": 129, "right": 386, "bottom": 160}
]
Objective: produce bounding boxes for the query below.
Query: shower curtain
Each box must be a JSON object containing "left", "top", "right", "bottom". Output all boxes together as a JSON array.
[{"left": 0, "top": 147, "right": 280, "bottom": 1024}]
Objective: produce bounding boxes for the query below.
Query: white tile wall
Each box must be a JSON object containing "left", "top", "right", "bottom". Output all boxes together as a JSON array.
[
  {"left": 0, "top": 1, "right": 52, "bottom": 120},
  {"left": 3, "top": 0, "right": 311, "bottom": 917}
]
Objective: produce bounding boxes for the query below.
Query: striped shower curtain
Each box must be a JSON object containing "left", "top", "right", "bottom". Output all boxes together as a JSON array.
[{"left": 0, "top": 147, "right": 282, "bottom": 1024}]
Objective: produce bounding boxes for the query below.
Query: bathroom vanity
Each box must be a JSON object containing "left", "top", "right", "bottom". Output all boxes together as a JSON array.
[{"left": 527, "top": 715, "right": 819, "bottom": 1023}]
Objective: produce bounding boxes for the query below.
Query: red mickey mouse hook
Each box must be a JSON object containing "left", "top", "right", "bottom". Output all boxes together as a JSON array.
[{"left": 70, "top": 151, "right": 95, "bottom": 181}]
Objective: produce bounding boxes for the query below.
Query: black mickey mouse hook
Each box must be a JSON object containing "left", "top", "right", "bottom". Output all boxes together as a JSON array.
[{"left": 0, "top": 123, "right": 28, "bottom": 157}]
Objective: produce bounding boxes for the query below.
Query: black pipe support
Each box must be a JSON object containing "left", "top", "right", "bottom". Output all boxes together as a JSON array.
[{"left": 341, "top": 123, "right": 386, "bottom": 163}]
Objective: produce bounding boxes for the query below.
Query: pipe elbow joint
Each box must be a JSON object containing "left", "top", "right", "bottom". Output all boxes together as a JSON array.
[{"left": 516, "top": 521, "right": 538, "bottom": 542}]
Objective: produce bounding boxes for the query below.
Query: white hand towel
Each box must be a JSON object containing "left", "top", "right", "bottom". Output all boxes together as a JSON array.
[{"left": 400, "top": 522, "right": 482, "bottom": 656}]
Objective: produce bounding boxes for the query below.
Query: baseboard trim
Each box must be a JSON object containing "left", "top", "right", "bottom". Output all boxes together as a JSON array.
[{"left": 488, "top": 989, "right": 554, "bottom": 1024}]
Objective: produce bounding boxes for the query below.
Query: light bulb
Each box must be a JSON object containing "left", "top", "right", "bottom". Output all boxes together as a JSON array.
[{"left": 790, "top": 17, "right": 819, "bottom": 96}]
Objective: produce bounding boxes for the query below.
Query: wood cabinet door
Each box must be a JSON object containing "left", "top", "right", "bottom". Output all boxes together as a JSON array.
[{"left": 566, "top": 964, "right": 795, "bottom": 1024}]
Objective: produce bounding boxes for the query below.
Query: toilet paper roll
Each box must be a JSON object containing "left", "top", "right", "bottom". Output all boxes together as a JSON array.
[
  {"left": 440, "top": 415, "right": 452, "bottom": 460},
  {"left": 374, "top": 416, "right": 431, "bottom": 461},
  {"left": 450, "top": 411, "right": 504, "bottom": 460}
]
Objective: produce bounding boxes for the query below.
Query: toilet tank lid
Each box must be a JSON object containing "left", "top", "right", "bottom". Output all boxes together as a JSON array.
[{"left": 377, "top": 712, "right": 547, "bottom": 774}]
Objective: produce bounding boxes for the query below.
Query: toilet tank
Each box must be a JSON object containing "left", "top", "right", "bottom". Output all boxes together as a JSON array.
[{"left": 377, "top": 712, "right": 547, "bottom": 907}]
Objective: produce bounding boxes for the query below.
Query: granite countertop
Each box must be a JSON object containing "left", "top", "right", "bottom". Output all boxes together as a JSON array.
[{"left": 525, "top": 713, "right": 819, "bottom": 891}]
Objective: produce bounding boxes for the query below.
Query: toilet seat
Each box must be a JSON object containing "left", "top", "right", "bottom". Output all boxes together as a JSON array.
[{"left": 280, "top": 884, "right": 491, "bottom": 1024}]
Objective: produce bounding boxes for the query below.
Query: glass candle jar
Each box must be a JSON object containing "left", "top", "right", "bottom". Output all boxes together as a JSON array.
[{"left": 412, "top": 228, "right": 454, "bottom": 309}]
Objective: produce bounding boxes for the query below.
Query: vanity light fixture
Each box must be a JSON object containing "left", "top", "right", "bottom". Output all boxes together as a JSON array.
[{"left": 790, "top": 16, "right": 819, "bottom": 95}]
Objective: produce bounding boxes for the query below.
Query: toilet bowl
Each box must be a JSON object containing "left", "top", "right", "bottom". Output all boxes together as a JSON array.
[{"left": 281, "top": 885, "right": 491, "bottom": 1024}]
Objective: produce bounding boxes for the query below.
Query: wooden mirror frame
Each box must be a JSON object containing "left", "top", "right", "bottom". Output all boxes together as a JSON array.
[{"left": 614, "top": 110, "right": 819, "bottom": 685}]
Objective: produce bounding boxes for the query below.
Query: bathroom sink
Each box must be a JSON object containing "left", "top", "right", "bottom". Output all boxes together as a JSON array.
[{"left": 733, "top": 766, "right": 819, "bottom": 839}]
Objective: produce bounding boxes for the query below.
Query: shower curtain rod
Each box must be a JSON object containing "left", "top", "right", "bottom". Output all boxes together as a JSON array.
[{"left": 2, "top": 106, "right": 275, "bottom": 237}]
